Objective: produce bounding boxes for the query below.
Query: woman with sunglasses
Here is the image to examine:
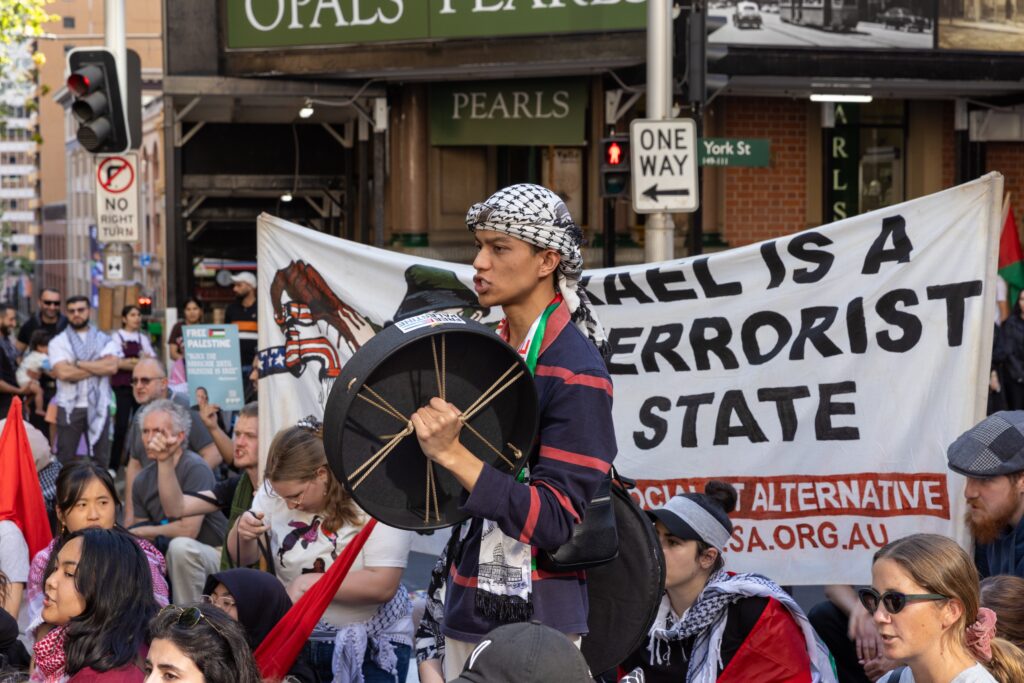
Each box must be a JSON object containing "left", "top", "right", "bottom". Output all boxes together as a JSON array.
[
  {"left": 226, "top": 423, "right": 415, "bottom": 683},
  {"left": 145, "top": 604, "right": 261, "bottom": 683},
  {"left": 200, "top": 569, "right": 317, "bottom": 682},
  {"left": 618, "top": 482, "right": 836, "bottom": 683},
  {"left": 26, "top": 464, "right": 169, "bottom": 637},
  {"left": 864, "top": 534, "right": 1024, "bottom": 683},
  {"left": 33, "top": 528, "right": 158, "bottom": 682}
]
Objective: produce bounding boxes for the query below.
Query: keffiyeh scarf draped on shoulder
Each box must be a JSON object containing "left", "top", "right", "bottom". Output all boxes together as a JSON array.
[
  {"left": 62, "top": 325, "right": 112, "bottom": 449},
  {"left": 466, "top": 183, "right": 607, "bottom": 354},
  {"left": 646, "top": 570, "right": 836, "bottom": 683}
]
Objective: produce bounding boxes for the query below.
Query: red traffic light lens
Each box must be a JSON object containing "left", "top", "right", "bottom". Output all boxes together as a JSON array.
[
  {"left": 67, "top": 73, "right": 89, "bottom": 96},
  {"left": 606, "top": 142, "right": 623, "bottom": 166}
]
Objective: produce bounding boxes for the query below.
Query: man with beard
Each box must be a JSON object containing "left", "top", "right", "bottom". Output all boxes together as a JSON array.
[
  {"left": 225, "top": 271, "right": 258, "bottom": 384},
  {"left": 947, "top": 411, "right": 1024, "bottom": 578},
  {"left": 15, "top": 288, "right": 66, "bottom": 354},
  {"left": 0, "top": 303, "right": 37, "bottom": 415},
  {"left": 47, "top": 296, "right": 119, "bottom": 468}
]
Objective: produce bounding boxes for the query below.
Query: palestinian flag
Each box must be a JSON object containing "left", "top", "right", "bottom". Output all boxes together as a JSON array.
[
  {"left": 208, "top": 328, "right": 227, "bottom": 338},
  {"left": 1000, "top": 194, "right": 1024, "bottom": 307}
]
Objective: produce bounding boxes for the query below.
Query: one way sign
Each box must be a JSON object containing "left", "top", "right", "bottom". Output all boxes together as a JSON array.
[{"left": 630, "top": 118, "right": 699, "bottom": 214}]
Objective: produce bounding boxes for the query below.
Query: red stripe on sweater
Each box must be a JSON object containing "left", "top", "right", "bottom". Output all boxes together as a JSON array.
[
  {"left": 519, "top": 487, "right": 541, "bottom": 543},
  {"left": 540, "top": 445, "right": 612, "bottom": 473},
  {"left": 535, "top": 365, "right": 613, "bottom": 396},
  {"left": 534, "top": 480, "right": 581, "bottom": 523}
]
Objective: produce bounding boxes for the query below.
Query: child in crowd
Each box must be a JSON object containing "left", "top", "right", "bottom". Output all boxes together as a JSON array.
[{"left": 17, "top": 331, "right": 49, "bottom": 417}]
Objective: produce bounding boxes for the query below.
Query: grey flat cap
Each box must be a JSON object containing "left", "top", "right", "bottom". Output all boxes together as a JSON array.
[{"left": 947, "top": 411, "right": 1024, "bottom": 477}]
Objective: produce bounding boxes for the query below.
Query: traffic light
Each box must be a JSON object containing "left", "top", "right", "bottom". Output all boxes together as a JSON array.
[
  {"left": 675, "top": 5, "right": 729, "bottom": 104},
  {"left": 66, "top": 48, "right": 141, "bottom": 153},
  {"left": 138, "top": 295, "right": 153, "bottom": 316},
  {"left": 600, "top": 135, "right": 630, "bottom": 198}
]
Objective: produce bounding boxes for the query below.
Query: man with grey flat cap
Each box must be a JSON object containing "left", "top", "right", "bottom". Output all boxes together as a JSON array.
[{"left": 947, "top": 410, "right": 1024, "bottom": 578}]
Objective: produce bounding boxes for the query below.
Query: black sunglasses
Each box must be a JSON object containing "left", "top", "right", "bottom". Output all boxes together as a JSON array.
[
  {"left": 858, "top": 587, "right": 948, "bottom": 615},
  {"left": 160, "top": 605, "right": 227, "bottom": 640},
  {"left": 41, "top": 300, "right": 61, "bottom": 306}
]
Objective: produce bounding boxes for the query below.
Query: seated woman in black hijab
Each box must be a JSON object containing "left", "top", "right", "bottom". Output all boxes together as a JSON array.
[{"left": 201, "top": 568, "right": 317, "bottom": 682}]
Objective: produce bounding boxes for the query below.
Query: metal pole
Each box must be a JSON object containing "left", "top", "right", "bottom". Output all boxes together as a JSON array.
[
  {"left": 105, "top": 0, "right": 127, "bottom": 110},
  {"left": 645, "top": 0, "right": 675, "bottom": 263},
  {"left": 373, "top": 131, "right": 385, "bottom": 248}
]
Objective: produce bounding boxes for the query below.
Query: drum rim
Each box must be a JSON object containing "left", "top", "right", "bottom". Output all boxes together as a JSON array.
[{"left": 324, "top": 319, "right": 538, "bottom": 531}]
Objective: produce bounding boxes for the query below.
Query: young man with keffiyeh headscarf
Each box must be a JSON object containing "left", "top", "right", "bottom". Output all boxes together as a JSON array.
[
  {"left": 47, "top": 296, "right": 119, "bottom": 469},
  {"left": 411, "top": 183, "right": 616, "bottom": 681},
  {"left": 617, "top": 481, "right": 838, "bottom": 683}
]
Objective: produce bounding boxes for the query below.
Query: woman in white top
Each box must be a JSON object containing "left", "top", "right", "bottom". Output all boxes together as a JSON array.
[
  {"left": 227, "top": 421, "right": 414, "bottom": 683},
  {"left": 867, "top": 534, "right": 1024, "bottom": 683}
]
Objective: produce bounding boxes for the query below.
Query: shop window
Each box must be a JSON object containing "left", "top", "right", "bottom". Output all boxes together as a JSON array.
[{"left": 825, "top": 101, "right": 906, "bottom": 222}]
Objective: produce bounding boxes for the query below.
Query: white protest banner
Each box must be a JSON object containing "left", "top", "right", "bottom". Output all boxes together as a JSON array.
[{"left": 258, "top": 173, "right": 1002, "bottom": 584}]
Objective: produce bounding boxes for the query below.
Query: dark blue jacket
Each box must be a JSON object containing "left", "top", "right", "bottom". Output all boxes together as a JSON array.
[
  {"left": 975, "top": 513, "right": 1024, "bottom": 578},
  {"left": 442, "top": 301, "right": 617, "bottom": 642}
]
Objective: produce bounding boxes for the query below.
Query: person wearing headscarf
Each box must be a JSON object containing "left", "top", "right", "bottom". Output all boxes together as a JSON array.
[
  {"left": 201, "top": 569, "right": 317, "bottom": 683},
  {"left": 410, "top": 184, "right": 617, "bottom": 680},
  {"left": 618, "top": 481, "right": 836, "bottom": 683}
]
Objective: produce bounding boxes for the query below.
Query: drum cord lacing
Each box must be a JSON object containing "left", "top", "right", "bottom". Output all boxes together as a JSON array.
[{"left": 349, "top": 334, "right": 526, "bottom": 523}]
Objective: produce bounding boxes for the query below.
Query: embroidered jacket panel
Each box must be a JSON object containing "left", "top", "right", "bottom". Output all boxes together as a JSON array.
[{"left": 442, "top": 301, "right": 617, "bottom": 642}]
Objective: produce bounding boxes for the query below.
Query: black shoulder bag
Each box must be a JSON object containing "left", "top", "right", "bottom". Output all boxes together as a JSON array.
[{"left": 537, "top": 471, "right": 619, "bottom": 572}]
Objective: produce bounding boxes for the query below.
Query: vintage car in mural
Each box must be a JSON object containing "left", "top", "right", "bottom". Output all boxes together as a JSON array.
[
  {"left": 733, "top": 2, "right": 764, "bottom": 28},
  {"left": 878, "top": 6, "right": 930, "bottom": 31}
]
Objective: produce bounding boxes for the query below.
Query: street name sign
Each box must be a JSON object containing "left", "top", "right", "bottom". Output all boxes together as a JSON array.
[
  {"left": 699, "top": 138, "right": 771, "bottom": 167},
  {"left": 630, "top": 118, "right": 699, "bottom": 214},
  {"left": 95, "top": 153, "right": 139, "bottom": 243}
]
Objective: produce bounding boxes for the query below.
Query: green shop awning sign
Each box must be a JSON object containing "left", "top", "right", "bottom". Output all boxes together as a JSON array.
[
  {"left": 699, "top": 138, "right": 770, "bottom": 167},
  {"left": 227, "top": 0, "right": 647, "bottom": 48},
  {"left": 430, "top": 79, "right": 588, "bottom": 146}
]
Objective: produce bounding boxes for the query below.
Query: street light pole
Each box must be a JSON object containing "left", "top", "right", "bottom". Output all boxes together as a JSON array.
[
  {"left": 105, "top": 0, "right": 127, "bottom": 109},
  {"left": 645, "top": 0, "right": 676, "bottom": 263}
]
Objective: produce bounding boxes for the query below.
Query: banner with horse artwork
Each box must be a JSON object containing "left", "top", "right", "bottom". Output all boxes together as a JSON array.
[{"left": 257, "top": 173, "right": 1002, "bottom": 584}]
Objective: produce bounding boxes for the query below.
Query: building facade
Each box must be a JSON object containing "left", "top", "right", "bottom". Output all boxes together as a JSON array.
[{"left": 161, "top": 1, "right": 1024, "bottom": 310}]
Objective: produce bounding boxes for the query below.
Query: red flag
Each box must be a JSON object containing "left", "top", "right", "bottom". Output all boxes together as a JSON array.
[
  {"left": 254, "top": 518, "right": 377, "bottom": 679},
  {"left": 0, "top": 397, "right": 52, "bottom": 557},
  {"left": 999, "top": 194, "right": 1024, "bottom": 306}
]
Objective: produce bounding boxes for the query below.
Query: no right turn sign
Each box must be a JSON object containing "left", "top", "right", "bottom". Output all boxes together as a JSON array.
[
  {"left": 95, "top": 153, "right": 140, "bottom": 243},
  {"left": 630, "top": 118, "right": 700, "bottom": 214}
]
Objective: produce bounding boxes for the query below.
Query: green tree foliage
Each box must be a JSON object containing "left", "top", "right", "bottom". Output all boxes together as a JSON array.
[{"left": 0, "top": 0, "right": 59, "bottom": 77}]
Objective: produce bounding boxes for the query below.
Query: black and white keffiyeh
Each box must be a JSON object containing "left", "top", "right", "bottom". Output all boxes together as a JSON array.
[
  {"left": 466, "top": 183, "right": 607, "bottom": 354},
  {"left": 647, "top": 570, "right": 836, "bottom": 683},
  {"left": 64, "top": 324, "right": 112, "bottom": 449}
]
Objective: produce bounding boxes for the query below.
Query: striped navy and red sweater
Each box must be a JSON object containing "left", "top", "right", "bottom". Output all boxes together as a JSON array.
[{"left": 442, "top": 300, "right": 617, "bottom": 642}]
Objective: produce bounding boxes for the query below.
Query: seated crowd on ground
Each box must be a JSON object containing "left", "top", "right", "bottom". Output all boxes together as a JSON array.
[{"left": 4, "top": 194, "right": 1024, "bottom": 683}]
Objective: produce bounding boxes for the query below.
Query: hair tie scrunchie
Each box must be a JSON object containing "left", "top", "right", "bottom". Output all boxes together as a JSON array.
[
  {"left": 966, "top": 607, "right": 998, "bottom": 663},
  {"left": 296, "top": 414, "right": 324, "bottom": 436}
]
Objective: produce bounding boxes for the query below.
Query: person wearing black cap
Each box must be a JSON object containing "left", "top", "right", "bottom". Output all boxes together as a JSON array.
[
  {"left": 451, "top": 621, "right": 592, "bottom": 683},
  {"left": 946, "top": 411, "right": 1024, "bottom": 578},
  {"left": 619, "top": 482, "right": 836, "bottom": 683}
]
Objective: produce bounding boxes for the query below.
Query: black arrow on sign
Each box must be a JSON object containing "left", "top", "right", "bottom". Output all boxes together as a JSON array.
[{"left": 643, "top": 184, "right": 691, "bottom": 202}]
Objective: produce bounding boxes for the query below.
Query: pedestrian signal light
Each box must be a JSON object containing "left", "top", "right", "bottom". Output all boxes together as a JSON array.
[
  {"left": 606, "top": 141, "right": 623, "bottom": 166},
  {"left": 138, "top": 295, "right": 153, "bottom": 316},
  {"left": 600, "top": 135, "right": 630, "bottom": 198}
]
